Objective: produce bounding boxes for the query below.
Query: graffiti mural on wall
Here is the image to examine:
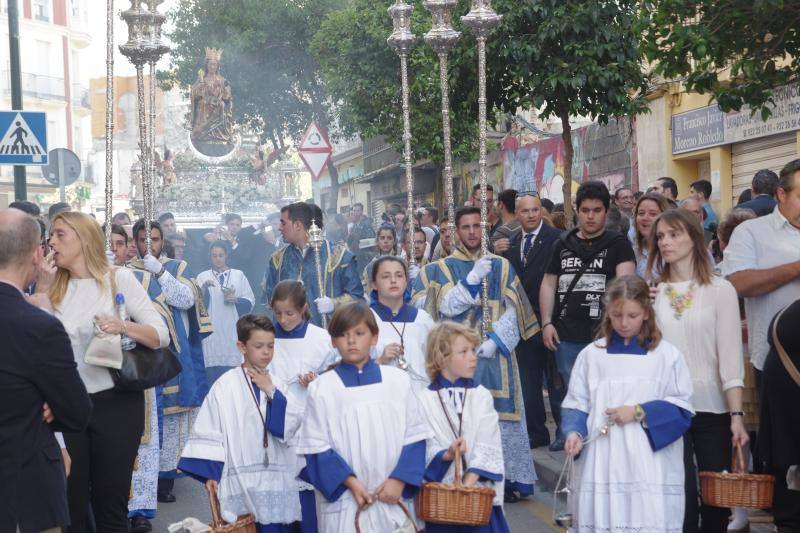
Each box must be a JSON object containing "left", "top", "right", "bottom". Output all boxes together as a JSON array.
[{"left": 501, "top": 119, "right": 637, "bottom": 202}]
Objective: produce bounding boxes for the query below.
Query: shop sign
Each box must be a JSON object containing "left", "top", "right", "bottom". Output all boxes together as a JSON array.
[{"left": 672, "top": 84, "right": 800, "bottom": 154}]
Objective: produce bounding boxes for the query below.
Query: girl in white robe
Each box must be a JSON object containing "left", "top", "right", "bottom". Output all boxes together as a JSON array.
[
  {"left": 296, "top": 302, "right": 433, "bottom": 533},
  {"left": 561, "top": 275, "right": 694, "bottom": 533},
  {"left": 197, "top": 241, "right": 255, "bottom": 385},
  {"left": 369, "top": 256, "right": 436, "bottom": 391},
  {"left": 269, "top": 280, "right": 334, "bottom": 532},
  {"left": 178, "top": 314, "right": 303, "bottom": 532},
  {"left": 420, "top": 321, "right": 511, "bottom": 533}
]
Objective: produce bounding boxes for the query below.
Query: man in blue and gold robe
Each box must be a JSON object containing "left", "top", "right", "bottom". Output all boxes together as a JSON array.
[
  {"left": 128, "top": 219, "right": 212, "bottom": 518},
  {"left": 263, "top": 202, "right": 363, "bottom": 326},
  {"left": 412, "top": 206, "right": 539, "bottom": 501}
]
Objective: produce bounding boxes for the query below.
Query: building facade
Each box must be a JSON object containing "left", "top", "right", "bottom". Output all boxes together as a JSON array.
[{"left": 0, "top": 0, "right": 92, "bottom": 206}]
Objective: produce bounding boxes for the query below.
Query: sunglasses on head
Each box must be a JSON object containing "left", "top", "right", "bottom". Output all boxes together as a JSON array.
[{"left": 517, "top": 190, "right": 539, "bottom": 198}]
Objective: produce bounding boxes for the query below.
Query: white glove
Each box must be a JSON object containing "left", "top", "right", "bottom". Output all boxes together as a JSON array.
[
  {"left": 106, "top": 249, "right": 116, "bottom": 266},
  {"left": 408, "top": 264, "right": 420, "bottom": 280},
  {"left": 477, "top": 338, "right": 498, "bottom": 359},
  {"left": 315, "top": 296, "right": 335, "bottom": 314},
  {"left": 143, "top": 254, "right": 163, "bottom": 275},
  {"left": 466, "top": 256, "right": 493, "bottom": 285}
]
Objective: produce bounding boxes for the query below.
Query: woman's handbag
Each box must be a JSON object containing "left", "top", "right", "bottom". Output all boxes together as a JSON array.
[
  {"left": 355, "top": 502, "right": 418, "bottom": 533},
  {"left": 207, "top": 483, "right": 257, "bottom": 533},
  {"left": 84, "top": 320, "right": 124, "bottom": 369},
  {"left": 100, "top": 267, "right": 182, "bottom": 391}
]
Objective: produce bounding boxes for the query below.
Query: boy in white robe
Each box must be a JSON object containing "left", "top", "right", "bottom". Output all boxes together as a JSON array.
[
  {"left": 297, "top": 302, "right": 433, "bottom": 533},
  {"left": 420, "top": 321, "right": 511, "bottom": 533},
  {"left": 562, "top": 275, "right": 694, "bottom": 533},
  {"left": 178, "top": 314, "right": 303, "bottom": 532},
  {"left": 197, "top": 240, "right": 255, "bottom": 385},
  {"left": 369, "top": 256, "right": 436, "bottom": 391}
]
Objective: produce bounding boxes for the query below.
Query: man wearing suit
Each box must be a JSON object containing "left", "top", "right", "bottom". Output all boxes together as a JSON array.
[
  {"left": 737, "top": 168, "right": 779, "bottom": 217},
  {"left": 0, "top": 208, "right": 92, "bottom": 533},
  {"left": 502, "top": 193, "right": 564, "bottom": 449}
]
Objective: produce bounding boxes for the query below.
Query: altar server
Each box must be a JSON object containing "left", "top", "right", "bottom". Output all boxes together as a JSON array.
[
  {"left": 370, "top": 256, "right": 435, "bottom": 390},
  {"left": 420, "top": 321, "right": 511, "bottom": 532},
  {"left": 270, "top": 280, "right": 334, "bottom": 533},
  {"left": 178, "top": 314, "right": 303, "bottom": 531},
  {"left": 297, "top": 302, "right": 432, "bottom": 533},
  {"left": 198, "top": 240, "right": 255, "bottom": 385},
  {"left": 562, "top": 275, "right": 694, "bottom": 532}
]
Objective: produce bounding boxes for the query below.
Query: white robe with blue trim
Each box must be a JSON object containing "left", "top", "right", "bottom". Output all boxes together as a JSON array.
[
  {"left": 179, "top": 367, "right": 303, "bottom": 525},
  {"left": 561, "top": 339, "right": 694, "bottom": 533}
]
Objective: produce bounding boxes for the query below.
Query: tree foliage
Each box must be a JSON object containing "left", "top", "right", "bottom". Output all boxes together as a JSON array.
[
  {"left": 642, "top": 0, "right": 800, "bottom": 118},
  {"left": 490, "top": 0, "right": 649, "bottom": 221},
  {"left": 164, "top": 0, "right": 345, "bottom": 148},
  {"left": 310, "top": 0, "right": 480, "bottom": 163}
]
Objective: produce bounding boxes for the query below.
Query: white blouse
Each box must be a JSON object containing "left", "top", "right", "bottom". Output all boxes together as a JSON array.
[
  {"left": 654, "top": 276, "right": 744, "bottom": 413},
  {"left": 55, "top": 267, "right": 170, "bottom": 394}
]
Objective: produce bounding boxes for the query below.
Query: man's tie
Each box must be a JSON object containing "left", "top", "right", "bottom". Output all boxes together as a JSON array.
[
  {"left": 217, "top": 271, "right": 226, "bottom": 286},
  {"left": 522, "top": 233, "right": 534, "bottom": 262}
]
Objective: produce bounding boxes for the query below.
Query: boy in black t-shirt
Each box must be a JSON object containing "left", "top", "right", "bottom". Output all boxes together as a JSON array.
[{"left": 538, "top": 181, "right": 636, "bottom": 450}]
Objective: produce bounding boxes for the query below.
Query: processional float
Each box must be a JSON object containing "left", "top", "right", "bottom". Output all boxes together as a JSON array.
[
  {"left": 388, "top": 0, "right": 501, "bottom": 336},
  {"left": 106, "top": 0, "right": 169, "bottom": 254}
]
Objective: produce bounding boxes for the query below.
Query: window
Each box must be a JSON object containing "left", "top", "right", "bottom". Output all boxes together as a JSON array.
[{"left": 33, "top": 0, "right": 52, "bottom": 23}]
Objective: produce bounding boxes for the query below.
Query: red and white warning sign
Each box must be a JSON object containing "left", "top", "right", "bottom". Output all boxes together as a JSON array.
[{"left": 298, "top": 122, "right": 332, "bottom": 181}]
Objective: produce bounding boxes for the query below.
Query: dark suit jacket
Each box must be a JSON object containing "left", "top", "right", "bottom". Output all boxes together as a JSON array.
[
  {"left": 737, "top": 194, "right": 776, "bottom": 217},
  {"left": 0, "top": 282, "right": 92, "bottom": 533},
  {"left": 503, "top": 223, "right": 562, "bottom": 321}
]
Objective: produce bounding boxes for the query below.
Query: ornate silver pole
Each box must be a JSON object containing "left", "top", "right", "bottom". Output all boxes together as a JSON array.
[
  {"left": 146, "top": 1, "right": 168, "bottom": 221},
  {"left": 308, "top": 219, "right": 328, "bottom": 329},
  {"left": 463, "top": 0, "right": 501, "bottom": 336},
  {"left": 119, "top": 1, "right": 152, "bottom": 253},
  {"left": 423, "top": 0, "right": 460, "bottom": 254},
  {"left": 388, "top": 1, "right": 417, "bottom": 268},
  {"left": 104, "top": 0, "right": 114, "bottom": 249}
]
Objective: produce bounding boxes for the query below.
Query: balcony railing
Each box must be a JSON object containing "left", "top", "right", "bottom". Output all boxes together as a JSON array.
[
  {"left": 1, "top": 70, "right": 66, "bottom": 101},
  {"left": 71, "top": 83, "right": 89, "bottom": 108}
]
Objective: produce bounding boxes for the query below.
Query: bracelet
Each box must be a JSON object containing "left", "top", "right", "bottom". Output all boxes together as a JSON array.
[
  {"left": 542, "top": 322, "right": 553, "bottom": 330},
  {"left": 730, "top": 411, "right": 744, "bottom": 417}
]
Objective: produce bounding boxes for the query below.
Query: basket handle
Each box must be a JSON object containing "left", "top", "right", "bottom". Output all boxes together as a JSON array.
[
  {"left": 207, "top": 482, "right": 224, "bottom": 529},
  {"left": 454, "top": 446, "right": 463, "bottom": 488},
  {"left": 732, "top": 442, "right": 747, "bottom": 474},
  {"left": 354, "top": 501, "right": 418, "bottom": 533}
]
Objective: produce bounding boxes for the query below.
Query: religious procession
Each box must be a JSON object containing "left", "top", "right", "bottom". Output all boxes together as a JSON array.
[{"left": 1, "top": 1, "right": 799, "bottom": 533}]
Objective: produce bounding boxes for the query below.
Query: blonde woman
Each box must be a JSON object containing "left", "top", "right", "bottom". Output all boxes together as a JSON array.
[
  {"left": 648, "top": 209, "right": 748, "bottom": 533},
  {"left": 35, "top": 212, "right": 169, "bottom": 533}
]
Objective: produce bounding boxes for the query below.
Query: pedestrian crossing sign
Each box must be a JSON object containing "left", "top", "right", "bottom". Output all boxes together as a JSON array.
[{"left": 0, "top": 111, "right": 48, "bottom": 165}]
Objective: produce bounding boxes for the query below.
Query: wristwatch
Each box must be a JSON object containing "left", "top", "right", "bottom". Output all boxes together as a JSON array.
[
  {"left": 155, "top": 267, "right": 166, "bottom": 279},
  {"left": 634, "top": 404, "right": 645, "bottom": 423}
]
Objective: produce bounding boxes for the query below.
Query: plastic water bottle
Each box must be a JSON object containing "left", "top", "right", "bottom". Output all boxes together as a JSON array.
[{"left": 116, "top": 293, "right": 137, "bottom": 350}]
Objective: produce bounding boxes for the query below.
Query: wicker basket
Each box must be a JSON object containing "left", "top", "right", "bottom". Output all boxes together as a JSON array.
[
  {"left": 355, "top": 501, "right": 418, "bottom": 533},
  {"left": 207, "top": 484, "right": 258, "bottom": 533},
  {"left": 699, "top": 443, "right": 774, "bottom": 509},
  {"left": 416, "top": 448, "right": 495, "bottom": 526}
]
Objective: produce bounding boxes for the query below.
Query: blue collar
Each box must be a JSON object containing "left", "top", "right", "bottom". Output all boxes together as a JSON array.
[
  {"left": 370, "top": 292, "right": 418, "bottom": 323},
  {"left": 428, "top": 374, "right": 476, "bottom": 390},
  {"left": 607, "top": 331, "right": 649, "bottom": 355},
  {"left": 334, "top": 358, "right": 382, "bottom": 387},
  {"left": 275, "top": 320, "right": 309, "bottom": 339}
]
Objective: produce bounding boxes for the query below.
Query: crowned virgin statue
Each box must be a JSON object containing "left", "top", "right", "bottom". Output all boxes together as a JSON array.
[{"left": 190, "top": 47, "right": 235, "bottom": 157}]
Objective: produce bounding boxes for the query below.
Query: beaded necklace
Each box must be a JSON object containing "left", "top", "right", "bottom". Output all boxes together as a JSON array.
[{"left": 664, "top": 281, "right": 697, "bottom": 320}]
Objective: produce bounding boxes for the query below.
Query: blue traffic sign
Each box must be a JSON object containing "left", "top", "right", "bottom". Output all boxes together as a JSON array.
[{"left": 0, "top": 111, "right": 48, "bottom": 165}]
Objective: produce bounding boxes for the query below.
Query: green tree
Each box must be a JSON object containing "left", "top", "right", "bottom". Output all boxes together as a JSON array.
[
  {"left": 310, "top": 0, "right": 480, "bottom": 165},
  {"left": 642, "top": 0, "right": 800, "bottom": 119},
  {"left": 164, "top": 0, "right": 348, "bottom": 206},
  {"left": 490, "top": 0, "right": 649, "bottom": 223}
]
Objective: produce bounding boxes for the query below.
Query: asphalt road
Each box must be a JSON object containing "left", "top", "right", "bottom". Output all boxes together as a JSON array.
[{"left": 151, "top": 477, "right": 560, "bottom": 532}]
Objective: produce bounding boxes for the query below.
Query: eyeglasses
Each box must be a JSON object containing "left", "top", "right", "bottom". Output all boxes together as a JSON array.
[{"left": 517, "top": 190, "right": 539, "bottom": 198}]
